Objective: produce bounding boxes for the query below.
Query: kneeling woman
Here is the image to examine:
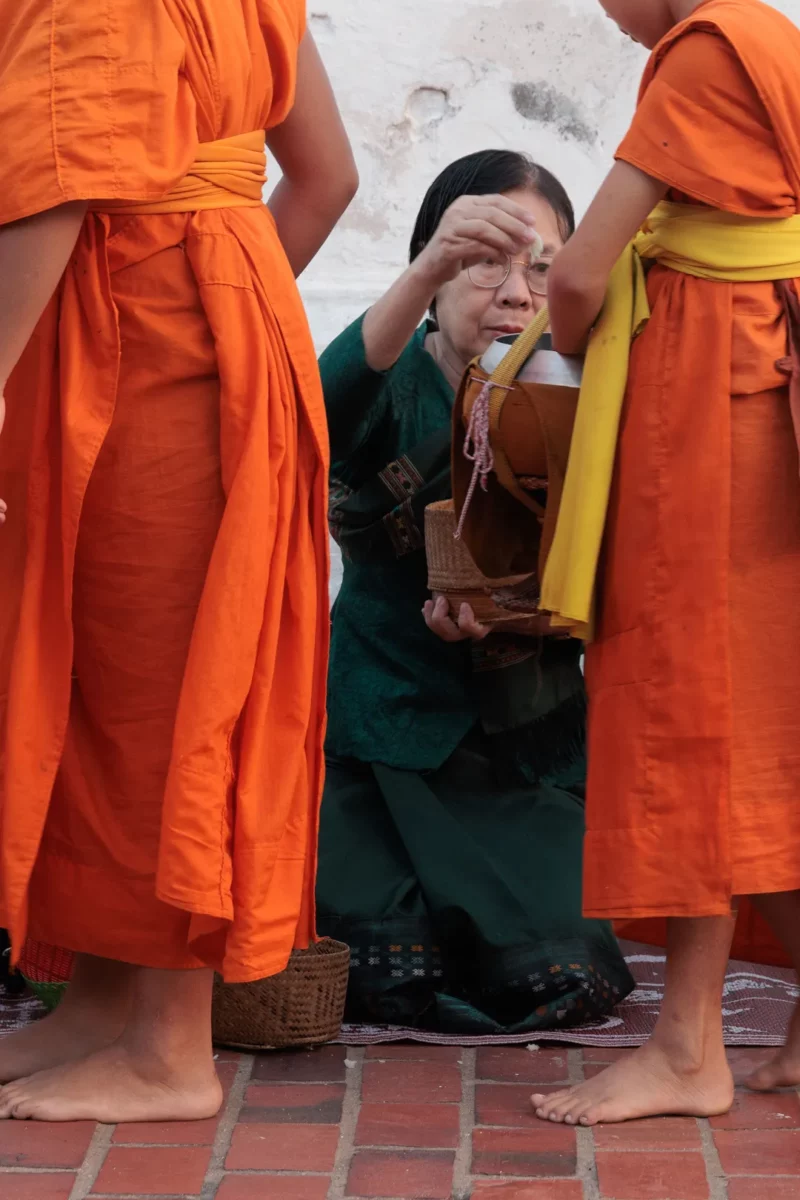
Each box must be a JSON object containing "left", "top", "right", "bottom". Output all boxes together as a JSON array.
[{"left": 317, "top": 151, "right": 634, "bottom": 1034}]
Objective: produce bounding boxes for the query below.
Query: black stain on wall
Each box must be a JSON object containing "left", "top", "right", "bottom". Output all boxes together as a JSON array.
[{"left": 511, "top": 82, "right": 596, "bottom": 146}]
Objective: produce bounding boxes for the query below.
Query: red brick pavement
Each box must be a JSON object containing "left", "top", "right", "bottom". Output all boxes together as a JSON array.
[{"left": 1, "top": 1044, "right": 799, "bottom": 1198}]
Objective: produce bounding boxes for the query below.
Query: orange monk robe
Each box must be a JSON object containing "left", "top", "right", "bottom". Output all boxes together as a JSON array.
[
  {"left": 583, "top": 0, "right": 800, "bottom": 969},
  {"left": 0, "top": 0, "right": 330, "bottom": 982}
]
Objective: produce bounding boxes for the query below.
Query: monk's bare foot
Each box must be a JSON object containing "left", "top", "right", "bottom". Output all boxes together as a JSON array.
[
  {"left": 748, "top": 1049, "right": 800, "bottom": 1092},
  {"left": 531, "top": 1040, "right": 734, "bottom": 1127},
  {"left": 0, "top": 994, "right": 128, "bottom": 1083},
  {"left": 747, "top": 1005, "right": 800, "bottom": 1091},
  {"left": 0, "top": 1042, "right": 222, "bottom": 1123}
]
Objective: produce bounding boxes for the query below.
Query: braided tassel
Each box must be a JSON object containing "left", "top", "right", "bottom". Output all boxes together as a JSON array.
[{"left": 455, "top": 381, "right": 494, "bottom": 540}]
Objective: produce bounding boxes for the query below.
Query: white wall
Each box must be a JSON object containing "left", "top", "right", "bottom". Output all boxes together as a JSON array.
[
  {"left": 299, "top": 0, "right": 652, "bottom": 350},
  {"left": 306, "top": 0, "right": 800, "bottom": 594},
  {"left": 299, "top": 0, "right": 799, "bottom": 351},
  {"left": 300, "top": 0, "right": 647, "bottom": 349},
  {"left": 303, "top": 0, "right": 648, "bottom": 598}
]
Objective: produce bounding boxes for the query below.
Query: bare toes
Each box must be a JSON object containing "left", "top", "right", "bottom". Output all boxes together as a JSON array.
[
  {"left": 745, "top": 1062, "right": 798, "bottom": 1093},
  {"left": 534, "top": 1105, "right": 558, "bottom": 1121},
  {"left": 534, "top": 1102, "right": 562, "bottom": 1119},
  {"left": 532, "top": 1089, "right": 569, "bottom": 1112},
  {"left": 534, "top": 1093, "right": 579, "bottom": 1124},
  {"left": 557, "top": 1098, "right": 588, "bottom": 1125},
  {"left": 746, "top": 1069, "right": 775, "bottom": 1092}
]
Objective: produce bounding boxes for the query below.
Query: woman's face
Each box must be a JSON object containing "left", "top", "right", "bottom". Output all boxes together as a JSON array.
[
  {"left": 433, "top": 188, "right": 565, "bottom": 365},
  {"left": 599, "top": 0, "right": 673, "bottom": 49}
]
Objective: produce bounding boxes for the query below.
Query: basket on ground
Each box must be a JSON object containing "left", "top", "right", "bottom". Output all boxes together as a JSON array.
[
  {"left": 211, "top": 938, "right": 350, "bottom": 1050},
  {"left": 16, "top": 935, "right": 350, "bottom": 1050}
]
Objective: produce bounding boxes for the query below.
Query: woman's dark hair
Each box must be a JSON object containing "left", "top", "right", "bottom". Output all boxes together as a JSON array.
[{"left": 409, "top": 149, "right": 575, "bottom": 264}]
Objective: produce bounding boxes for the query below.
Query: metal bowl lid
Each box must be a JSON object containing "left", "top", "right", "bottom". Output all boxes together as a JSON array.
[{"left": 480, "top": 334, "right": 583, "bottom": 387}]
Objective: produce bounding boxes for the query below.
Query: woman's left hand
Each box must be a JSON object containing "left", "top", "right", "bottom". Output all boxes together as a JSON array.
[
  {"left": 423, "top": 595, "right": 489, "bottom": 642},
  {"left": 423, "top": 595, "right": 574, "bottom": 642}
]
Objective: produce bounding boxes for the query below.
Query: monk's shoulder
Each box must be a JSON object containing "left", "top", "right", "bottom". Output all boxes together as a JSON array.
[
  {"left": 255, "top": 0, "right": 306, "bottom": 44},
  {"left": 650, "top": 29, "right": 753, "bottom": 102}
]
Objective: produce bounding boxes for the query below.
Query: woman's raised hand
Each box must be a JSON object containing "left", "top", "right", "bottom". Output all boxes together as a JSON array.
[{"left": 414, "top": 195, "right": 539, "bottom": 288}]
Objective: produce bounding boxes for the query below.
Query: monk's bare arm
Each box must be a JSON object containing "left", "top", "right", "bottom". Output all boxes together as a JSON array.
[
  {"left": 0, "top": 202, "right": 88, "bottom": 389},
  {"left": 548, "top": 161, "right": 668, "bottom": 354},
  {"left": 266, "top": 32, "right": 358, "bottom": 277}
]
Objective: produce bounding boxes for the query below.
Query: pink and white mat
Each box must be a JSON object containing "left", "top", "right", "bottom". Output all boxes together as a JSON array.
[
  {"left": 1, "top": 950, "right": 796, "bottom": 1049},
  {"left": 337, "top": 951, "right": 799, "bottom": 1049}
]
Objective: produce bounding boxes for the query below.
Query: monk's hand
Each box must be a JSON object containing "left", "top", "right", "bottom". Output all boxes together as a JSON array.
[{"left": 423, "top": 594, "right": 489, "bottom": 643}]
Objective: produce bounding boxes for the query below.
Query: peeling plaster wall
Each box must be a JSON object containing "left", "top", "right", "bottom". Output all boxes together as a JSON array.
[
  {"left": 295, "top": 0, "right": 644, "bottom": 351},
  {"left": 296, "top": 0, "right": 798, "bottom": 352},
  {"left": 303, "top": 0, "right": 799, "bottom": 593}
]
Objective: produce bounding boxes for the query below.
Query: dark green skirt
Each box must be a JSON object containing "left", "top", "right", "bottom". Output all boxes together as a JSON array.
[{"left": 316, "top": 731, "right": 634, "bottom": 1034}]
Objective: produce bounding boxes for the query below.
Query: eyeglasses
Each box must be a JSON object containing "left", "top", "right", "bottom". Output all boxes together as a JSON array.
[{"left": 467, "top": 254, "right": 552, "bottom": 297}]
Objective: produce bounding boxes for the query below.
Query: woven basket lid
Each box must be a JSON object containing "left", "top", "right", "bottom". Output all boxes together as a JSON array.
[{"left": 425, "top": 500, "right": 531, "bottom": 595}]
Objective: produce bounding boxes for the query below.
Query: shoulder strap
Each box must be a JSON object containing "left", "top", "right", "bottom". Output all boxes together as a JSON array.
[{"left": 486, "top": 306, "right": 551, "bottom": 516}]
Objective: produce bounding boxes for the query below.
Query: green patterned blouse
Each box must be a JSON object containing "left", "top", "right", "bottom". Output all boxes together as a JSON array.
[
  {"left": 321, "top": 316, "right": 479, "bottom": 770},
  {"left": 321, "top": 315, "right": 586, "bottom": 783}
]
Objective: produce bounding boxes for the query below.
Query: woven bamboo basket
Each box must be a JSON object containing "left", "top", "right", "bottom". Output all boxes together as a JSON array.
[
  {"left": 425, "top": 499, "right": 540, "bottom": 625},
  {"left": 16, "top": 937, "right": 350, "bottom": 1050},
  {"left": 211, "top": 938, "right": 350, "bottom": 1051}
]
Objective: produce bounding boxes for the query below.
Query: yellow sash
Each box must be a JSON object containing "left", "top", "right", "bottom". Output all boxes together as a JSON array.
[
  {"left": 89, "top": 131, "right": 266, "bottom": 215},
  {"left": 540, "top": 201, "right": 800, "bottom": 640}
]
